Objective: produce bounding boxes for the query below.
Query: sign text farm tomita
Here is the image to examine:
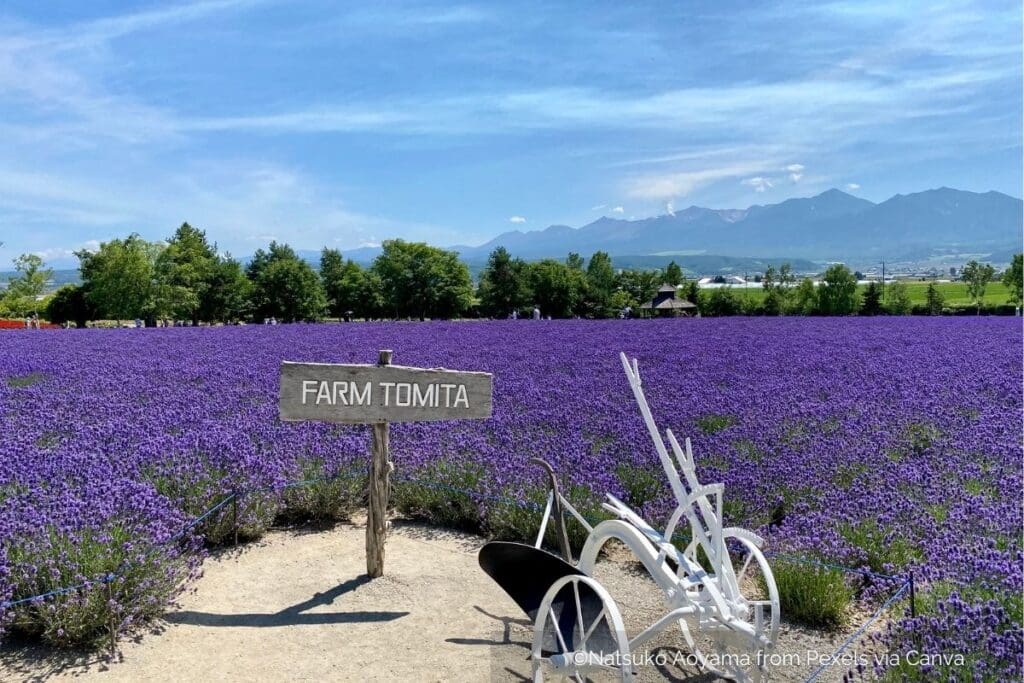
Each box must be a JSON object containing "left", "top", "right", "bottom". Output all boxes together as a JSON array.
[
  {"left": 280, "top": 362, "right": 492, "bottom": 424},
  {"left": 279, "top": 351, "right": 493, "bottom": 578}
]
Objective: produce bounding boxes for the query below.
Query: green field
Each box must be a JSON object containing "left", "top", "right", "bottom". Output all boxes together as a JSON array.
[
  {"left": 727, "top": 281, "right": 1014, "bottom": 307},
  {"left": 897, "top": 281, "right": 1011, "bottom": 305}
]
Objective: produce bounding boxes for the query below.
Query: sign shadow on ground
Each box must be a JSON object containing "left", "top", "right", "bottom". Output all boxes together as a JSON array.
[{"left": 164, "top": 575, "right": 409, "bottom": 628}]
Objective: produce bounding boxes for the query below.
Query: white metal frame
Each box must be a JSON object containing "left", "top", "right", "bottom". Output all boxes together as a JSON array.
[{"left": 530, "top": 353, "right": 780, "bottom": 682}]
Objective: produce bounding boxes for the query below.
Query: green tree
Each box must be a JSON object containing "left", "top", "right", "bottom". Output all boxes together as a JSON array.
[
  {"left": 1001, "top": 253, "right": 1022, "bottom": 306},
  {"left": 860, "top": 281, "right": 883, "bottom": 316},
  {"left": 201, "top": 255, "right": 252, "bottom": 322},
  {"left": 584, "top": 251, "right": 616, "bottom": 318},
  {"left": 528, "top": 258, "right": 585, "bottom": 318},
  {"left": 664, "top": 261, "right": 683, "bottom": 286},
  {"left": 776, "top": 264, "right": 796, "bottom": 312},
  {"left": 4, "top": 253, "right": 53, "bottom": 317},
  {"left": 477, "top": 247, "right": 531, "bottom": 318},
  {"left": 925, "top": 282, "right": 945, "bottom": 315},
  {"left": 762, "top": 266, "right": 781, "bottom": 316},
  {"left": 371, "top": 240, "right": 472, "bottom": 319},
  {"left": 609, "top": 289, "right": 633, "bottom": 315},
  {"left": 762, "top": 289, "right": 783, "bottom": 316},
  {"left": 740, "top": 292, "right": 764, "bottom": 316},
  {"left": 701, "top": 287, "right": 741, "bottom": 316},
  {"left": 817, "top": 264, "right": 858, "bottom": 315},
  {"left": 961, "top": 260, "right": 995, "bottom": 314},
  {"left": 78, "top": 234, "right": 161, "bottom": 323},
  {"left": 357, "top": 269, "right": 386, "bottom": 320},
  {"left": 260, "top": 261, "right": 325, "bottom": 322},
  {"left": 154, "top": 223, "right": 218, "bottom": 322},
  {"left": 320, "top": 248, "right": 368, "bottom": 318},
  {"left": 762, "top": 263, "right": 795, "bottom": 315},
  {"left": 615, "top": 269, "right": 660, "bottom": 308},
  {"left": 320, "top": 247, "right": 345, "bottom": 301},
  {"left": 793, "top": 278, "right": 818, "bottom": 315},
  {"left": 885, "top": 281, "right": 912, "bottom": 315},
  {"left": 325, "top": 255, "right": 369, "bottom": 319},
  {"left": 247, "top": 241, "right": 325, "bottom": 322},
  {"left": 45, "top": 284, "right": 96, "bottom": 327},
  {"left": 684, "top": 280, "right": 700, "bottom": 305}
]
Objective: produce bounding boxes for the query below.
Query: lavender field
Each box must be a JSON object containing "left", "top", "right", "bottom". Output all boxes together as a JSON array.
[{"left": 1, "top": 318, "right": 1021, "bottom": 679}]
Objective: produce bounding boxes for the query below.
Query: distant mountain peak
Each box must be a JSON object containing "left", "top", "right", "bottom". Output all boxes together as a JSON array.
[{"left": 816, "top": 187, "right": 858, "bottom": 198}]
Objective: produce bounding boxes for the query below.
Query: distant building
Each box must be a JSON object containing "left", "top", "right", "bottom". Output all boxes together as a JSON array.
[
  {"left": 698, "top": 275, "right": 749, "bottom": 288},
  {"left": 639, "top": 284, "right": 698, "bottom": 317}
]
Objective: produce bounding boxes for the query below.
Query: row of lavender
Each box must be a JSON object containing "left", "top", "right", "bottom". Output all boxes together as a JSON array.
[{"left": 1, "top": 319, "right": 1020, "bottom": 678}]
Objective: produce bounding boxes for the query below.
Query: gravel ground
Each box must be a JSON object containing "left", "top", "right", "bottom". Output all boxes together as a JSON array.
[{"left": 1, "top": 517, "right": 884, "bottom": 682}]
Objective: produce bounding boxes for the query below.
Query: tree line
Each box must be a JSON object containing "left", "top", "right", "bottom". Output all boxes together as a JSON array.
[{"left": 1, "top": 223, "right": 1021, "bottom": 326}]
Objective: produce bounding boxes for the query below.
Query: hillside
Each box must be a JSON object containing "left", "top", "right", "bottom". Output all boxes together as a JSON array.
[{"left": 440, "top": 188, "right": 1021, "bottom": 263}]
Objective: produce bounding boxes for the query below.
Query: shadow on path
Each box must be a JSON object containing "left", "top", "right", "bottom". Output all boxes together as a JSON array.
[{"left": 165, "top": 575, "right": 408, "bottom": 628}]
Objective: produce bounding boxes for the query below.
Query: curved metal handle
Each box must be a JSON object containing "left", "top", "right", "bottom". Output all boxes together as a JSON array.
[{"left": 531, "top": 458, "right": 573, "bottom": 562}]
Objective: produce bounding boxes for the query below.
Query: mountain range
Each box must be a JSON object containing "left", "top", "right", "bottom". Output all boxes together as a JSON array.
[
  {"left": 337, "top": 187, "right": 1023, "bottom": 268},
  {"left": 25, "top": 186, "right": 1022, "bottom": 276}
]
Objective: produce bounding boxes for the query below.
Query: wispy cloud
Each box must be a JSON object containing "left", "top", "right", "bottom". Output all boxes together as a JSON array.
[
  {"left": 786, "top": 163, "right": 805, "bottom": 182},
  {"left": 625, "top": 162, "right": 776, "bottom": 201},
  {"left": 343, "top": 4, "right": 493, "bottom": 29},
  {"left": 846, "top": 182, "right": 861, "bottom": 191},
  {"left": 508, "top": 215, "right": 526, "bottom": 223},
  {"left": 49, "top": 0, "right": 268, "bottom": 49},
  {"left": 31, "top": 241, "right": 100, "bottom": 262},
  {"left": 742, "top": 176, "right": 774, "bottom": 193}
]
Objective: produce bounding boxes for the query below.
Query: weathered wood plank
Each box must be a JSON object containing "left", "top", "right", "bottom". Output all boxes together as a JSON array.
[
  {"left": 366, "top": 350, "right": 392, "bottom": 578},
  {"left": 279, "top": 362, "right": 493, "bottom": 424}
]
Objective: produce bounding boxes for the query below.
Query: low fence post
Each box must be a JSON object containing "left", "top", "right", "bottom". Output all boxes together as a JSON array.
[
  {"left": 908, "top": 571, "right": 916, "bottom": 618},
  {"left": 232, "top": 492, "right": 239, "bottom": 546},
  {"left": 106, "top": 575, "right": 116, "bottom": 658}
]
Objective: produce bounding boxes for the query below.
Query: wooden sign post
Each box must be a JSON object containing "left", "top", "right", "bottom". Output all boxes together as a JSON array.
[
  {"left": 279, "top": 350, "right": 493, "bottom": 578},
  {"left": 368, "top": 350, "right": 392, "bottom": 578}
]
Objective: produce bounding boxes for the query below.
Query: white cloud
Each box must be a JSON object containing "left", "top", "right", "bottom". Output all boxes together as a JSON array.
[
  {"left": 625, "top": 162, "right": 774, "bottom": 200},
  {"left": 509, "top": 215, "right": 526, "bottom": 223},
  {"left": 664, "top": 200, "right": 675, "bottom": 216},
  {"left": 846, "top": 182, "right": 861, "bottom": 191},
  {"left": 785, "top": 163, "right": 805, "bottom": 182},
  {"left": 742, "top": 176, "right": 774, "bottom": 193},
  {"left": 0, "top": 169, "right": 142, "bottom": 225},
  {"left": 590, "top": 204, "right": 606, "bottom": 211},
  {"left": 31, "top": 240, "right": 100, "bottom": 262},
  {"left": 346, "top": 5, "right": 493, "bottom": 28},
  {"left": 611, "top": 206, "right": 625, "bottom": 214},
  {"left": 609, "top": 144, "right": 790, "bottom": 169}
]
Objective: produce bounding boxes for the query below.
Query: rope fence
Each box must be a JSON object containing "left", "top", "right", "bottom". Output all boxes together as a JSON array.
[{"left": 1, "top": 470, "right": 917, "bottom": 681}]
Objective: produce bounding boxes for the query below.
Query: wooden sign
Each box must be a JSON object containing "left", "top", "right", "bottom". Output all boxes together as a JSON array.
[
  {"left": 280, "top": 362, "right": 492, "bottom": 424},
  {"left": 278, "top": 351, "right": 493, "bottom": 579}
]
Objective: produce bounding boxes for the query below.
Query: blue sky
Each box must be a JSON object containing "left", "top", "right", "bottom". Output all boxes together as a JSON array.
[{"left": 0, "top": 0, "right": 1020, "bottom": 267}]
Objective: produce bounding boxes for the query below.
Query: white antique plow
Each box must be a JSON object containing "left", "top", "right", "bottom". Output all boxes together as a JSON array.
[{"left": 480, "top": 353, "right": 779, "bottom": 682}]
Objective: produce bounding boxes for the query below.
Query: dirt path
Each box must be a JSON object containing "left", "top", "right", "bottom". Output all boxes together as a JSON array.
[{"left": 2, "top": 518, "right": 858, "bottom": 682}]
